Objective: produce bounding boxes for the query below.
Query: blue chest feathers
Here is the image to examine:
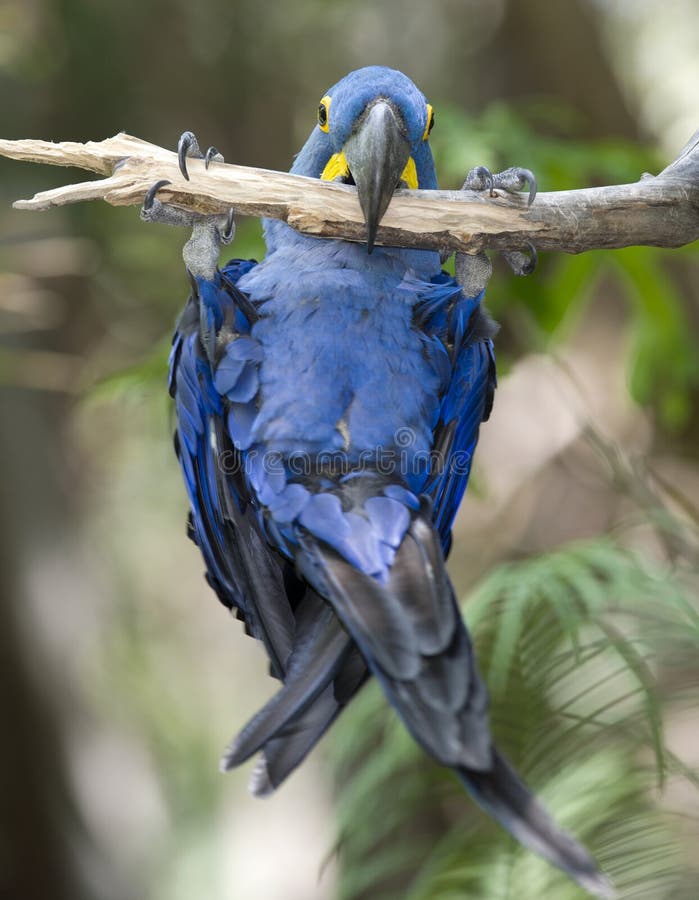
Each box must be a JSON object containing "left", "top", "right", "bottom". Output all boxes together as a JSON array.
[{"left": 238, "top": 235, "right": 448, "bottom": 466}]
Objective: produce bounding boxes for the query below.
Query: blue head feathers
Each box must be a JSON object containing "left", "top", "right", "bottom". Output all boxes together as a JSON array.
[
  {"left": 317, "top": 66, "right": 434, "bottom": 150},
  {"left": 291, "top": 66, "right": 438, "bottom": 250}
]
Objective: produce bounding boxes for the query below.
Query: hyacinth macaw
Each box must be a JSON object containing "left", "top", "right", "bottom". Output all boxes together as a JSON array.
[{"left": 141, "top": 66, "right": 612, "bottom": 897}]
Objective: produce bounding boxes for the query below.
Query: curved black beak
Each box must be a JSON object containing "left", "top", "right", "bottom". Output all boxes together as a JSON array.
[{"left": 343, "top": 100, "right": 411, "bottom": 253}]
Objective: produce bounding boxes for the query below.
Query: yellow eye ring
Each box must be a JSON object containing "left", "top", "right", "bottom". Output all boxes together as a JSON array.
[
  {"left": 422, "top": 104, "right": 434, "bottom": 141},
  {"left": 318, "top": 95, "right": 331, "bottom": 132}
]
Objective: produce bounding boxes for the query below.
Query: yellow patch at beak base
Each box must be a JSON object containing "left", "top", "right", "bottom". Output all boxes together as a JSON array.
[
  {"left": 321, "top": 152, "right": 351, "bottom": 182},
  {"left": 400, "top": 157, "right": 418, "bottom": 189},
  {"left": 321, "top": 152, "right": 419, "bottom": 188}
]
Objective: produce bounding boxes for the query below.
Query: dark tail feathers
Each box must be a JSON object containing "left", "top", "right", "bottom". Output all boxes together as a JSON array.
[{"left": 459, "top": 749, "right": 616, "bottom": 898}]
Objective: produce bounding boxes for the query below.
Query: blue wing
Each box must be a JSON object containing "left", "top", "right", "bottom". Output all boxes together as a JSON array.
[
  {"left": 170, "top": 259, "right": 298, "bottom": 677},
  {"left": 170, "top": 258, "right": 365, "bottom": 789},
  {"left": 416, "top": 278, "right": 497, "bottom": 555}
]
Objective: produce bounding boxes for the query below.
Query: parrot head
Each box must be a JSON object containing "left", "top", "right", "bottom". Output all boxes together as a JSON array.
[{"left": 301, "top": 66, "right": 437, "bottom": 252}]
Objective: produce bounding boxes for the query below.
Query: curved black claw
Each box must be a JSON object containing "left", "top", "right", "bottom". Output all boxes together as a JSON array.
[
  {"left": 143, "top": 179, "right": 172, "bottom": 212},
  {"left": 178, "top": 130, "right": 202, "bottom": 181},
  {"left": 221, "top": 207, "right": 235, "bottom": 244},
  {"left": 503, "top": 242, "right": 538, "bottom": 277},
  {"left": 525, "top": 241, "right": 538, "bottom": 273},
  {"left": 205, "top": 146, "right": 223, "bottom": 169},
  {"left": 494, "top": 166, "right": 537, "bottom": 206},
  {"left": 517, "top": 168, "right": 537, "bottom": 206}
]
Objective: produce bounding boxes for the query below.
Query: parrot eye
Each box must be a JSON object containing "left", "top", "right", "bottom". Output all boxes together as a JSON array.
[
  {"left": 318, "top": 96, "right": 331, "bottom": 132},
  {"left": 422, "top": 104, "right": 435, "bottom": 141}
]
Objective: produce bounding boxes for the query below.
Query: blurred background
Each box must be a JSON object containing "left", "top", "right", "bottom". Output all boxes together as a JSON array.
[{"left": 1, "top": 0, "right": 699, "bottom": 898}]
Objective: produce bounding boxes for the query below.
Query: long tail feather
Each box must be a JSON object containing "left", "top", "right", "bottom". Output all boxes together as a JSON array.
[{"left": 459, "top": 749, "right": 616, "bottom": 898}]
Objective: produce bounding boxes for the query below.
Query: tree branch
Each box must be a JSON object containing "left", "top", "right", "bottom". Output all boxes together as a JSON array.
[{"left": 1, "top": 130, "right": 698, "bottom": 255}]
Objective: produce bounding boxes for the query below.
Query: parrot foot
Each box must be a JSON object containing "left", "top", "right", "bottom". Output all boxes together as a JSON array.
[
  {"left": 140, "top": 178, "right": 196, "bottom": 228},
  {"left": 458, "top": 164, "right": 538, "bottom": 280},
  {"left": 454, "top": 239, "right": 537, "bottom": 288},
  {"left": 139, "top": 131, "right": 234, "bottom": 281},
  {"left": 502, "top": 242, "right": 537, "bottom": 277},
  {"left": 177, "top": 130, "right": 224, "bottom": 181},
  {"left": 463, "top": 165, "right": 537, "bottom": 206}
]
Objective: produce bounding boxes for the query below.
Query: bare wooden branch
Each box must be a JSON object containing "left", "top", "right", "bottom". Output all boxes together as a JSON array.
[{"left": 1, "top": 130, "right": 698, "bottom": 255}]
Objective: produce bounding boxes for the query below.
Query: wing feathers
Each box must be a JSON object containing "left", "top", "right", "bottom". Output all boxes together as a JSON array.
[
  {"left": 250, "top": 644, "right": 367, "bottom": 796},
  {"left": 222, "top": 598, "right": 353, "bottom": 769}
]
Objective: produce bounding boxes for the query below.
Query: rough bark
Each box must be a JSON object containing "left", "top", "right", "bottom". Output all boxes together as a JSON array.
[{"left": 1, "top": 130, "right": 697, "bottom": 255}]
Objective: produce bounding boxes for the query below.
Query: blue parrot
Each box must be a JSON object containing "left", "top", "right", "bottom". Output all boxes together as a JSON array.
[{"left": 142, "top": 66, "right": 612, "bottom": 897}]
